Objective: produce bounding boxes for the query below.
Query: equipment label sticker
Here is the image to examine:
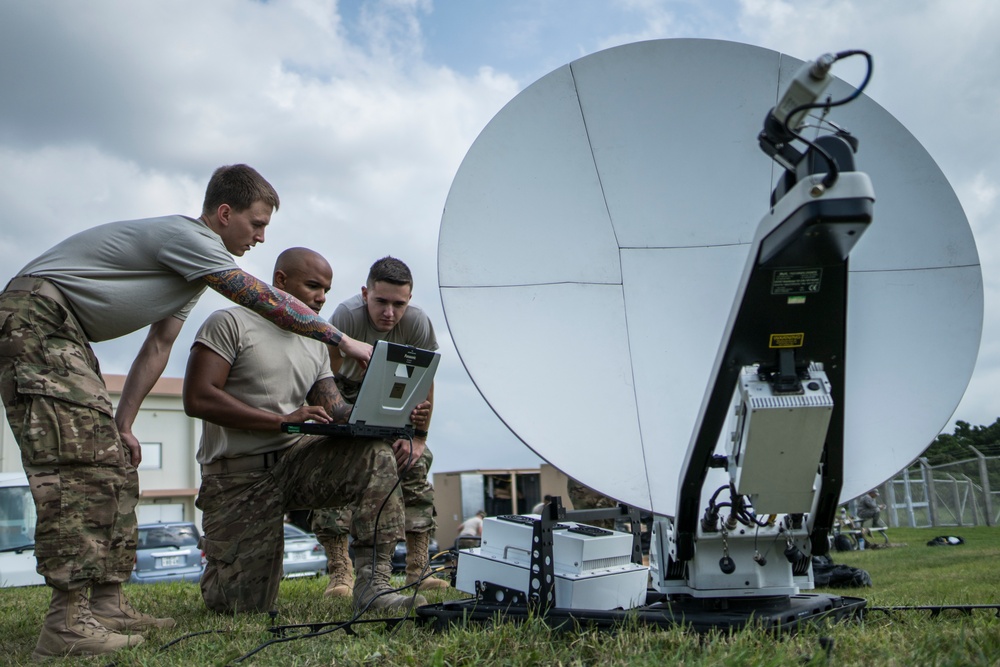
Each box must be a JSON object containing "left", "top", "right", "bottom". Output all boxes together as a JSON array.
[
  {"left": 769, "top": 333, "right": 804, "bottom": 348},
  {"left": 771, "top": 269, "right": 822, "bottom": 295}
]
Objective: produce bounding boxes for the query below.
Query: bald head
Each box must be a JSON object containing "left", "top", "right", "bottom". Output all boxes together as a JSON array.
[
  {"left": 272, "top": 247, "right": 333, "bottom": 313},
  {"left": 274, "top": 247, "right": 328, "bottom": 275}
]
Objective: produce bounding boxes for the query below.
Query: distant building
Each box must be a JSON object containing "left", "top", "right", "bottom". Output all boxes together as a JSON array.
[
  {"left": 0, "top": 374, "right": 201, "bottom": 525},
  {"left": 433, "top": 464, "right": 576, "bottom": 541}
]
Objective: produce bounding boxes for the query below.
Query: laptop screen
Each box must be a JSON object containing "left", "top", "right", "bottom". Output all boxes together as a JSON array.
[
  {"left": 282, "top": 340, "right": 439, "bottom": 440},
  {"left": 348, "top": 340, "right": 439, "bottom": 428}
]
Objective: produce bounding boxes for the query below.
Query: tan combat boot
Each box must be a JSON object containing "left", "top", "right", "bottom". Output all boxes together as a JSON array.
[
  {"left": 322, "top": 533, "right": 354, "bottom": 598},
  {"left": 352, "top": 543, "right": 427, "bottom": 612},
  {"left": 90, "top": 582, "right": 176, "bottom": 631},
  {"left": 404, "top": 531, "right": 450, "bottom": 591},
  {"left": 32, "top": 586, "right": 144, "bottom": 660}
]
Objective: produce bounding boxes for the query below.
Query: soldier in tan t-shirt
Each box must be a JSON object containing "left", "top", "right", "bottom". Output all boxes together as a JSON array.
[
  {"left": 184, "top": 248, "right": 430, "bottom": 615},
  {"left": 311, "top": 256, "right": 450, "bottom": 598}
]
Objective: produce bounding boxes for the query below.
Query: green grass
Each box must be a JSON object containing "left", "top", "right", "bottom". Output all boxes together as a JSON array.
[{"left": 1, "top": 527, "right": 998, "bottom": 666}]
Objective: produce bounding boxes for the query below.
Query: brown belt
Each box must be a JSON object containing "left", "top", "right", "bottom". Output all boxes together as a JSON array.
[
  {"left": 201, "top": 449, "right": 286, "bottom": 476},
  {"left": 5, "top": 276, "right": 74, "bottom": 312}
]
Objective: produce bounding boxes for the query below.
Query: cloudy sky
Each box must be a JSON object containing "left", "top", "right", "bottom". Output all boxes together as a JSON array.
[{"left": 1, "top": 0, "right": 997, "bottom": 478}]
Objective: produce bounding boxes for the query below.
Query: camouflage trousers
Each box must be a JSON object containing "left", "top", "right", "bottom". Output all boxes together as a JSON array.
[
  {"left": 197, "top": 435, "right": 403, "bottom": 614},
  {"left": 311, "top": 444, "right": 435, "bottom": 540},
  {"left": 0, "top": 282, "right": 138, "bottom": 589}
]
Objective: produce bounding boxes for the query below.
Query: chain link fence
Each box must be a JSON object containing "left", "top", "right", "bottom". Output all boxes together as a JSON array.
[{"left": 873, "top": 447, "right": 1000, "bottom": 528}]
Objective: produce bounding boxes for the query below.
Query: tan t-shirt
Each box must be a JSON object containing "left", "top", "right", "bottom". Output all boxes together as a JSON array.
[
  {"left": 193, "top": 307, "right": 333, "bottom": 463},
  {"left": 331, "top": 293, "right": 438, "bottom": 395}
]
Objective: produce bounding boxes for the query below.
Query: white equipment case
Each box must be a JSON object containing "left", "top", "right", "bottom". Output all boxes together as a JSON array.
[{"left": 455, "top": 515, "right": 648, "bottom": 610}]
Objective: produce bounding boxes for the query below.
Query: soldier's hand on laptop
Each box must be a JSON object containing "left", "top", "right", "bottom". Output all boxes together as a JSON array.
[
  {"left": 283, "top": 405, "right": 331, "bottom": 425},
  {"left": 410, "top": 401, "right": 431, "bottom": 429}
]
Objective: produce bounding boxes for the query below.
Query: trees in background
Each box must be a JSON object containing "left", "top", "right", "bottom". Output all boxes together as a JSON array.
[{"left": 925, "top": 418, "right": 1000, "bottom": 465}]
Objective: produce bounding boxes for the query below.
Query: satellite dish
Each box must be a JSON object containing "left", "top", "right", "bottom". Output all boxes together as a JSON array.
[{"left": 438, "top": 38, "right": 982, "bottom": 516}]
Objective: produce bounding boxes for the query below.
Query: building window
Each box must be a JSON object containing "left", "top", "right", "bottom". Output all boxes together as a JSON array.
[{"left": 139, "top": 443, "right": 162, "bottom": 470}]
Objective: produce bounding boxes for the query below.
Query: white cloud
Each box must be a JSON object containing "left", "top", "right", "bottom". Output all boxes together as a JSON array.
[
  {"left": 0, "top": 0, "right": 531, "bottom": 474},
  {"left": 3, "top": 0, "right": 998, "bottom": 477}
]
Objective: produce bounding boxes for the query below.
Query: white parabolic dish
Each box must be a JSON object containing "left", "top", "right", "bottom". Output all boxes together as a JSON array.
[{"left": 437, "top": 39, "right": 983, "bottom": 516}]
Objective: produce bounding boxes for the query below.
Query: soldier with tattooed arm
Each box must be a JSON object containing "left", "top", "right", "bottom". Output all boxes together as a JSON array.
[{"left": 0, "top": 164, "right": 371, "bottom": 660}]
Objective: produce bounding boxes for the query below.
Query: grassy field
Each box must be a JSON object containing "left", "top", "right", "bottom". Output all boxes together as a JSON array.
[{"left": 0, "top": 526, "right": 997, "bottom": 666}]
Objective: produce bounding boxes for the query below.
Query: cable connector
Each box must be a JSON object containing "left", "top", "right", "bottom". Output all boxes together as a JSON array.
[{"left": 770, "top": 53, "right": 835, "bottom": 139}]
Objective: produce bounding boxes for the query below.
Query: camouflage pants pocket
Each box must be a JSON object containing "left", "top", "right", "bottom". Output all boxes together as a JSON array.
[{"left": 13, "top": 363, "right": 121, "bottom": 466}]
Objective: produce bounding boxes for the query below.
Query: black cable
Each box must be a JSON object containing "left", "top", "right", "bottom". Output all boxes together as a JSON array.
[
  {"left": 231, "top": 434, "right": 419, "bottom": 663},
  {"left": 351, "top": 433, "right": 416, "bottom": 610},
  {"left": 236, "top": 616, "right": 413, "bottom": 663},
  {"left": 737, "top": 496, "right": 770, "bottom": 528},
  {"left": 782, "top": 49, "right": 873, "bottom": 188},
  {"left": 101, "top": 629, "right": 233, "bottom": 667},
  {"left": 708, "top": 484, "right": 729, "bottom": 507},
  {"left": 829, "top": 50, "right": 874, "bottom": 107},
  {"left": 327, "top": 434, "right": 418, "bottom": 614},
  {"left": 782, "top": 50, "right": 873, "bottom": 132},
  {"left": 157, "top": 629, "right": 233, "bottom": 651}
]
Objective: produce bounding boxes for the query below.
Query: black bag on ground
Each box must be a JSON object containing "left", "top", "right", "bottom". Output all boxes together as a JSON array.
[
  {"left": 812, "top": 554, "right": 872, "bottom": 587},
  {"left": 833, "top": 534, "right": 854, "bottom": 552},
  {"left": 926, "top": 535, "right": 965, "bottom": 546}
]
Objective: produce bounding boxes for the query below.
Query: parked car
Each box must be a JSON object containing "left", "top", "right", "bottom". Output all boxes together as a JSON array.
[
  {"left": 131, "top": 522, "right": 204, "bottom": 584},
  {"left": 0, "top": 472, "right": 44, "bottom": 587},
  {"left": 282, "top": 523, "right": 327, "bottom": 578}
]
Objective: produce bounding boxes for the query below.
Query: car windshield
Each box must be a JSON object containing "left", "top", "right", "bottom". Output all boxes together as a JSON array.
[
  {"left": 284, "top": 524, "right": 307, "bottom": 539},
  {"left": 0, "top": 485, "right": 36, "bottom": 550},
  {"left": 139, "top": 524, "right": 199, "bottom": 549}
]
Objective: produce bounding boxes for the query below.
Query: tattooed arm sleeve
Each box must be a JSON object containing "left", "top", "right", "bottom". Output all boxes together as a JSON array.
[
  {"left": 203, "top": 269, "right": 344, "bottom": 346},
  {"left": 306, "top": 377, "right": 352, "bottom": 424}
]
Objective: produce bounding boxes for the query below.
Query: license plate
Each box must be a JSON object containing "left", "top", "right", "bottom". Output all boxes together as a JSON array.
[
  {"left": 285, "top": 551, "right": 308, "bottom": 562},
  {"left": 158, "top": 555, "right": 184, "bottom": 568}
]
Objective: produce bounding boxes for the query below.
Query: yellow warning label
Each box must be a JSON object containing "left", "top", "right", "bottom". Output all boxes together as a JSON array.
[{"left": 769, "top": 333, "right": 804, "bottom": 348}]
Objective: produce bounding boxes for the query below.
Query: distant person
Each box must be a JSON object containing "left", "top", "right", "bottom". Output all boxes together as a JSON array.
[
  {"left": 856, "top": 489, "right": 885, "bottom": 528},
  {"left": 0, "top": 164, "right": 371, "bottom": 660},
  {"left": 311, "top": 257, "right": 448, "bottom": 597},
  {"left": 183, "top": 248, "right": 429, "bottom": 614},
  {"left": 456, "top": 510, "right": 486, "bottom": 549}
]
